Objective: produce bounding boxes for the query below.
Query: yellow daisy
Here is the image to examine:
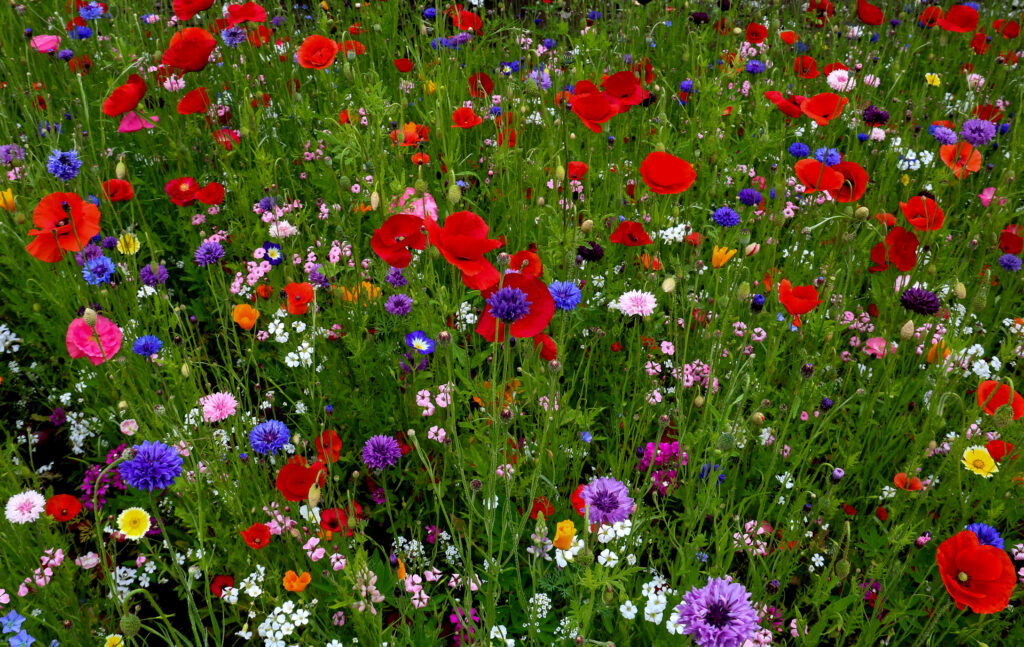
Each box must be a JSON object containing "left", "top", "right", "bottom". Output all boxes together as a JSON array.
[
  {"left": 104, "top": 635, "right": 123, "bottom": 647},
  {"left": 117, "top": 507, "right": 151, "bottom": 540},
  {"left": 962, "top": 446, "right": 998, "bottom": 478},
  {"left": 116, "top": 233, "right": 140, "bottom": 255},
  {"left": 925, "top": 73, "right": 941, "bottom": 87}
]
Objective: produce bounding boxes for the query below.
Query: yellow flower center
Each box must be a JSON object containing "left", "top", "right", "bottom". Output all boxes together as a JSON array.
[{"left": 973, "top": 459, "right": 986, "bottom": 470}]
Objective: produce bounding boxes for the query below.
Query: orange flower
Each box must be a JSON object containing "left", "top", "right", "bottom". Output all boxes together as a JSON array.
[
  {"left": 552, "top": 520, "right": 576, "bottom": 550},
  {"left": 283, "top": 570, "right": 311, "bottom": 592},
  {"left": 927, "top": 341, "right": 950, "bottom": 364},
  {"left": 338, "top": 281, "right": 381, "bottom": 304},
  {"left": 940, "top": 142, "right": 982, "bottom": 179},
  {"left": 411, "top": 152, "right": 430, "bottom": 165},
  {"left": 232, "top": 304, "right": 260, "bottom": 330},
  {"left": 390, "top": 122, "right": 429, "bottom": 147}
]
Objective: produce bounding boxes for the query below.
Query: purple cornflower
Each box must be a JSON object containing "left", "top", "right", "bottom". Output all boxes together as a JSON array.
[
  {"left": 527, "top": 68, "right": 552, "bottom": 91},
  {"left": 675, "top": 577, "right": 760, "bottom": 647},
  {"left": 997, "top": 254, "right": 1021, "bottom": 272},
  {"left": 744, "top": 59, "right": 765, "bottom": 74},
  {"left": 385, "top": 267, "right": 408, "bottom": 287},
  {"left": 140, "top": 263, "right": 168, "bottom": 285},
  {"left": 221, "top": 26, "right": 247, "bottom": 47},
  {"left": 862, "top": 105, "right": 889, "bottom": 126},
  {"left": 308, "top": 268, "right": 330, "bottom": 290},
  {"left": 46, "top": 149, "right": 82, "bottom": 181},
  {"left": 362, "top": 435, "right": 401, "bottom": 470},
  {"left": 961, "top": 119, "right": 996, "bottom": 146},
  {"left": 931, "top": 126, "right": 957, "bottom": 145},
  {"left": 371, "top": 489, "right": 387, "bottom": 504},
  {"left": 74, "top": 243, "right": 104, "bottom": 266},
  {"left": 58, "top": 48, "right": 75, "bottom": 61},
  {"left": 486, "top": 287, "right": 532, "bottom": 322},
  {"left": 712, "top": 207, "right": 741, "bottom": 228},
  {"left": 194, "top": 241, "right": 225, "bottom": 266},
  {"left": 737, "top": 188, "right": 762, "bottom": 206},
  {"left": 385, "top": 293, "right": 413, "bottom": 316},
  {"left": 119, "top": 440, "right": 183, "bottom": 491},
  {"left": 249, "top": 420, "right": 290, "bottom": 455},
  {"left": 899, "top": 287, "right": 940, "bottom": 315},
  {"left": 0, "top": 144, "right": 25, "bottom": 166},
  {"left": 580, "top": 476, "right": 634, "bottom": 525}
]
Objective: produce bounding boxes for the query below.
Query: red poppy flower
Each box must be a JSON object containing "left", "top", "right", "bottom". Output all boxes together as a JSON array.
[
  {"left": 919, "top": 6, "right": 943, "bottom": 27},
  {"left": 800, "top": 92, "right": 848, "bottom": 126},
  {"left": 283, "top": 282, "right": 315, "bottom": 315},
  {"left": 567, "top": 161, "right": 588, "bottom": 180},
  {"left": 940, "top": 142, "right": 982, "bottom": 179},
  {"left": 530, "top": 496, "right": 555, "bottom": 521},
  {"left": 570, "top": 88, "right": 618, "bottom": 134},
  {"left": 297, "top": 34, "right": 338, "bottom": 69},
  {"left": 976, "top": 381, "right": 1024, "bottom": 420},
  {"left": 970, "top": 31, "right": 989, "bottom": 55},
  {"left": 973, "top": 104, "right": 1004, "bottom": 122},
  {"left": 609, "top": 220, "right": 653, "bottom": 246},
  {"left": 780, "top": 30, "right": 799, "bottom": 45},
  {"left": 393, "top": 57, "right": 413, "bottom": 73},
  {"left": 901, "top": 196, "right": 945, "bottom": 231},
  {"left": 894, "top": 472, "right": 924, "bottom": 491},
  {"left": 163, "top": 28, "right": 217, "bottom": 74},
  {"left": 476, "top": 273, "right": 555, "bottom": 343},
  {"left": 196, "top": 182, "right": 225, "bottom": 205},
  {"left": 213, "top": 129, "right": 240, "bottom": 150},
  {"left": 822, "top": 62, "right": 849, "bottom": 77},
  {"left": 794, "top": 159, "right": 843, "bottom": 194},
  {"left": 639, "top": 151, "right": 697, "bottom": 194},
  {"left": 998, "top": 225, "right": 1023, "bottom": 255},
  {"left": 986, "top": 439, "right": 1016, "bottom": 462},
  {"left": 240, "top": 522, "right": 271, "bottom": 549},
  {"left": 764, "top": 91, "right": 805, "bottom": 119},
  {"left": 449, "top": 6, "right": 482, "bottom": 32},
  {"left": 321, "top": 503, "right": 362, "bottom": 536},
  {"left": 370, "top": 213, "right": 427, "bottom": 268},
  {"left": 165, "top": 177, "right": 200, "bottom": 206},
  {"left": 275, "top": 458, "right": 326, "bottom": 502},
  {"left": 172, "top": 0, "right": 213, "bottom": 20},
  {"left": 994, "top": 19, "right": 1020, "bottom": 39},
  {"left": 468, "top": 72, "right": 493, "bottom": 98},
  {"left": 630, "top": 57, "right": 655, "bottom": 85},
  {"left": 389, "top": 122, "right": 430, "bottom": 146},
  {"left": 601, "top": 71, "right": 648, "bottom": 107},
  {"left": 44, "top": 494, "right": 82, "bottom": 521},
  {"left": 26, "top": 193, "right": 102, "bottom": 263},
  {"left": 778, "top": 279, "right": 821, "bottom": 317},
  {"left": 745, "top": 22, "right": 768, "bottom": 43},
  {"left": 101, "top": 74, "right": 147, "bottom": 117},
  {"left": 938, "top": 4, "right": 979, "bottom": 32},
  {"left": 227, "top": 1, "right": 265, "bottom": 26},
  {"left": 571, "top": 484, "right": 586, "bottom": 516},
  {"left": 315, "top": 429, "right": 342, "bottom": 464},
  {"left": 827, "top": 161, "right": 869, "bottom": 203},
  {"left": 869, "top": 226, "right": 919, "bottom": 273},
  {"left": 210, "top": 574, "right": 234, "bottom": 598},
  {"left": 247, "top": 25, "right": 273, "bottom": 48},
  {"left": 875, "top": 212, "right": 896, "bottom": 226},
  {"left": 875, "top": 506, "right": 888, "bottom": 522},
  {"left": 177, "top": 87, "right": 210, "bottom": 115},
  {"left": 424, "top": 210, "right": 503, "bottom": 291},
  {"left": 509, "top": 250, "right": 543, "bottom": 278},
  {"left": 451, "top": 106, "right": 482, "bottom": 129},
  {"left": 338, "top": 40, "right": 366, "bottom": 56},
  {"left": 533, "top": 333, "right": 557, "bottom": 361},
  {"left": 102, "top": 179, "right": 134, "bottom": 203},
  {"left": 411, "top": 152, "right": 430, "bottom": 165},
  {"left": 936, "top": 529, "right": 1016, "bottom": 613},
  {"left": 857, "top": 0, "right": 884, "bottom": 25},
  {"left": 794, "top": 55, "right": 819, "bottom": 79}
]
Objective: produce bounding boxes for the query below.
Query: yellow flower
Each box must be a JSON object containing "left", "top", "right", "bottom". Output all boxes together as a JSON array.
[
  {"left": 925, "top": 73, "right": 941, "bottom": 86},
  {"left": 117, "top": 507, "right": 151, "bottom": 540},
  {"left": 900, "top": 174, "right": 910, "bottom": 186},
  {"left": 962, "top": 446, "right": 998, "bottom": 478},
  {"left": 423, "top": 80, "right": 436, "bottom": 94},
  {"left": 116, "top": 233, "right": 140, "bottom": 255},
  {"left": 712, "top": 246, "right": 738, "bottom": 269},
  {"left": 552, "top": 519, "right": 576, "bottom": 550},
  {"left": 104, "top": 635, "right": 123, "bottom": 647},
  {"left": 0, "top": 188, "right": 13, "bottom": 211}
]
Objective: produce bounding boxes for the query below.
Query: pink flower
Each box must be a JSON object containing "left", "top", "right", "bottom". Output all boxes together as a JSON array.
[
  {"left": 864, "top": 337, "right": 889, "bottom": 358},
  {"left": 30, "top": 35, "right": 61, "bottom": 53},
  {"left": 66, "top": 315, "right": 122, "bottom": 365},
  {"left": 391, "top": 187, "right": 438, "bottom": 221},
  {"left": 75, "top": 553, "right": 100, "bottom": 569},
  {"left": 199, "top": 392, "right": 238, "bottom": 423}
]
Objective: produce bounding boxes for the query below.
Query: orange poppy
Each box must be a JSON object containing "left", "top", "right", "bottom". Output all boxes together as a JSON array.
[
  {"left": 26, "top": 192, "right": 102, "bottom": 263},
  {"left": 893, "top": 472, "right": 923, "bottom": 491},
  {"left": 283, "top": 570, "right": 311, "bottom": 592},
  {"left": 337, "top": 281, "right": 381, "bottom": 304},
  {"left": 232, "top": 304, "right": 260, "bottom": 330},
  {"left": 940, "top": 142, "right": 982, "bottom": 179}
]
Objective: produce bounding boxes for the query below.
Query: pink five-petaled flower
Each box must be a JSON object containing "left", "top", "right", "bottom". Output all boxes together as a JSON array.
[{"left": 66, "top": 315, "right": 123, "bottom": 365}]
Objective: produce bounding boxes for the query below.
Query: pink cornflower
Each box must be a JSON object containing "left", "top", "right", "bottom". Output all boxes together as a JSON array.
[
  {"left": 5, "top": 491, "right": 46, "bottom": 524},
  {"left": 615, "top": 290, "right": 657, "bottom": 317},
  {"left": 199, "top": 392, "right": 238, "bottom": 423}
]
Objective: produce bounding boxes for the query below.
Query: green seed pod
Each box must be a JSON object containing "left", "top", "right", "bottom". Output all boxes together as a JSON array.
[
  {"left": 83, "top": 308, "right": 98, "bottom": 327},
  {"left": 575, "top": 546, "right": 594, "bottom": 567},
  {"left": 413, "top": 179, "right": 428, "bottom": 195},
  {"left": 854, "top": 206, "right": 869, "bottom": 220},
  {"left": 954, "top": 281, "right": 967, "bottom": 299},
  {"left": 993, "top": 405, "right": 1014, "bottom": 429},
  {"left": 834, "top": 559, "right": 851, "bottom": 580},
  {"left": 447, "top": 183, "right": 462, "bottom": 205},
  {"left": 338, "top": 176, "right": 352, "bottom": 192},
  {"left": 119, "top": 614, "right": 141, "bottom": 639},
  {"left": 737, "top": 281, "right": 751, "bottom": 301},
  {"left": 602, "top": 586, "right": 616, "bottom": 605},
  {"left": 654, "top": 142, "right": 666, "bottom": 153},
  {"left": 717, "top": 433, "right": 736, "bottom": 452}
]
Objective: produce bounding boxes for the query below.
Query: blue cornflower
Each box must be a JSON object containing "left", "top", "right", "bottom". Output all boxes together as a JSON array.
[
  {"left": 737, "top": 188, "right": 762, "bottom": 206},
  {"left": 70, "top": 26, "right": 93, "bottom": 40},
  {"left": 119, "top": 440, "right": 183, "bottom": 491},
  {"left": 249, "top": 420, "right": 290, "bottom": 455},
  {"left": 194, "top": 241, "right": 225, "bottom": 267},
  {"left": 745, "top": 59, "right": 765, "bottom": 74},
  {"left": 486, "top": 286, "right": 532, "bottom": 322},
  {"left": 498, "top": 60, "right": 520, "bottom": 76},
  {"left": 82, "top": 256, "right": 116, "bottom": 285},
  {"left": 490, "top": 106, "right": 502, "bottom": 117},
  {"left": 423, "top": 7, "right": 436, "bottom": 19},
  {"left": 787, "top": 142, "right": 810, "bottom": 158},
  {"left": 543, "top": 38, "right": 556, "bottom": 49},
  {"left": 712, "top": 207, "right": 741, "bottom": 228},
  {"left": 57, "top": 48, "right": 74, "bottom": 61},
  {"left": 79, "top": 2, "right": 104, "bottom": 19},
  {"left": 857, "top": 133, "right": 869, "bottom": 142},
  {"left": 405, "top": 331, "right": 435, "bottom": 355},
  {"left": 0, "top": 610, "right": 25, "bottom": 634},
  {"left": 221, "top": 27, "right": 247, "bottom": 47},
  {"left": 814, "top": 147, "right": 842, "bottom": 166},
  {"left": 998, "top": 254, "right": 1022, "bottom": 272},
  {"left": 679, "top": 79, "right": 694, "bottom": 93},
  {"left": 965, "top": 522, "right": 1004, "bottom": 548},
  {"left": 930, "top": 125, "right": 957, "bottom": 145},
  {"left": 46, "top": 149, "right": 82, "bottom": 181},
  {"left": 549, "top": 280, "right": 582, "bottom": 311},
  {"left": 698, "top": 464, "right": 726, "bottom": 484},
  {"left": 132, "top": 335, "right": 163, "bottom": 357},
  {"left": 581, "top": 431, "right": 593, "bottom": 443},
  {"left": 588, "top": 10, "right": 601, "bottom": 20}
]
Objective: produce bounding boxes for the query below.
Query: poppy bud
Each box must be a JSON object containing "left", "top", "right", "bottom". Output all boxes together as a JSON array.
[
  {"left": 749, "top": 412, "right": 764, "bottom": 427},
  {"left": 537, "top": 197, "right": 545, "bottom": 207},
  {"left": 717, "top": 432, "right": 735, "bottom": 452},
  {"left": 954, "top": 281, "right": 966, "bottom": 299},
  {"left": 744, "top": 243, "right": 759, "bottom": 256},
  {"left": 115, "top": 156, "right": 128, "bottom": 180},
  {"left": 117, "top": 400, "right": 128, "bottom": 410},
  {"left": 447, "top": 183, "right": 462, "bottom": 204},
  {"left": 994, "top": 405, "right": 1014, "bottom": 428},
  {"left": 602, "top": 586, "right": 616, "bottom": 605},
  {"left": 854, "top": 206, "right": 869, "bottom": 219},
  {"left": 654, "top": 142, "right": 666, "bottom": 153},
  {"left": 413, "top": 179, "right": 427, "bottom": 195},
  {"left": 343, "top": 62, "right": 353, "bottom": 79},
  {"left": 13, "top": 213, "right": 25, "bottom": 225},
  {"left": 339, "top": 176, "right": 352, "bottom": 192},
  {"left": 971, "top": 288, "right": 987, "bottom": 313},
  {"left": 370, "top": 191, "right": 380, "bottom": 211},
  {"left": 661, "top": 277, "right": 676, "bottom": 293},
  {"left": 83, "top": 308, "right": 98, "bottom": 327},
  {"left": 119, "top": 614, "right": 141, "bottom": 638},
  {"left": 900, "top": 320, "right": 915, "bottom": 341},
  {"left": 575, "top": 546, "right": 594, "bottom": 567},
  {"left": 555, "top": 165, "right": 565, "bottom": 181},
  {"left": 180, "top": 362, "right": 190, "bottom": 378},
  {"left": 693, "top": 394, "right": 705, "bottom": 409},
  {"left": 834, "top": 558, "right": 851, "bottom": 580},
  {"left": 580, "top": 219, "right": 594, "bottom": 233}
]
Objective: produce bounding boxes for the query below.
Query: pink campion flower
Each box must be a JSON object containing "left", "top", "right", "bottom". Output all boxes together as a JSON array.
[
  {"left": 75, "top": 553, "right": 100, "bottom": 569},
  {"left": 864, "top": 337, "right": 889, "bottom": 358},
  {"left": 0, "top": 589, "right": 8, "bottom": 605},
  {"left": 66, "top": 315, "right": 123, "bottom": 365},
  {"left": 199, "top": 392, "right": 238, "bottom": 423},
  {"left": 41, "top": 548, "right": 64, "bottom": 568},
  {"left": 30, "top": 35, "right": 61, "bottom": 53}
]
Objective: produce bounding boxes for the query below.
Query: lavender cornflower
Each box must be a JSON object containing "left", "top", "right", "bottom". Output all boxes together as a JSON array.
[
  {"left": 119, "top": 441, "right": 184, "bottom": 491},
  {"left": 527, "top": 68, "right": 552, "bottom": 91},
  {"left": 931, "top": 126, "right": 957, "bottom": 145},
  {"left": 385, "top": 267, "right": 408, "bottom": 287},
  {"left": 194, "top": 241, "right": 225, "bottom": 266},
  {"left": 961, "top": 119, "right": 996, "bottom": 146},
  {"left": 675, "top": 577, "right": 760, "bottom": 647},
  {"left": 486, "top": 287, "right": 532, "bottom": 322},
  {"left": 744, "top": 60, "right": 765, "bottom": 74},
  {"left": 385, "top": 293, "right": 413, "bottom": 316},
  {"left": 140, "top": 263, "right": 168, "bottom": 286},
  {"left": 362, "top": 435, "right": 401, "bottom": 470},
  {"left": 580, "top": 476, "right": 634, "bottom": 525},
  {"left": 998, "top": 254, "right": 1022, "bottom": 272},
  {"left": 221, "top": 27, "right": 247, "bottom": 47},
  {"left": 0, "top": 144, "right": 25, "bottom": 165},
  {"left": 57, "top": 48, "right": 74, "bottom": 61},
  {"left": 46, "top": 149, "right": 82, "bottom": 181},
  {"left": 863, "top": 105, "right": 889, "bottom": 126},
  {"left": 79, "top": 1, "right": 104, "bottom": 19}
]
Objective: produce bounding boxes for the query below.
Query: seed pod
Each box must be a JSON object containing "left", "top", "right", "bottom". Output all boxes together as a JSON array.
[
  {"left": 954, "top": 281, "right": 966, "bottom": 299},
  {"left": 119, "top": 614, "right": 141, "bottom": 638},
  {"left": 654, "top": 142, "right": 666, "bottom": 153},
  {"left": 900, "top": 320, "right": 915, "bottom": 341},
  {"left": 854, "top": 206, "right": 869, "bottom": 219},
  {"left": 834, "top": 559, "right": 851, "bottom": 580},
  {"left": 737, "top": 282, "right": 751, "bottom": 300},
  {"left": 447, "top": 183, "right": 462, "bottom": 204},
  {"left": 693, "top": 395, "right": 705, "bottom": 409}
]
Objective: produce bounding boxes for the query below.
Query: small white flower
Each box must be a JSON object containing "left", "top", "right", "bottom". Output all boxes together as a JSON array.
[
  {"left": 619, "top": 600, "right": 638, "bottom": 620},
  {"left": 597, "top": 549, "right": 619, "bottom": 568}
]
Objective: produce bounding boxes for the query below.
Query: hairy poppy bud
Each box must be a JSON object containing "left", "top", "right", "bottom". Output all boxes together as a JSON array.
[
  {"left": 119, "top": 614, "right": 141, "bottom": 638},
  {"left": 693, "top": 394, "right": 705, "bottom": 409},
  {"left": 744, "top": 243, "right": 759, "bottom": 256},
  {"left": 737, "top": 281, "right": 751, "bottom": 301},
  {"left": 338, "top": 176, "right": 352, "bottom": 192},
  {"left": 749, "top": 412, "right": 765, "bottom": 427},
  {"left": 654, "top": 142, "right": 666, "bottom": 153},
  {"left": 661, "top": 277, "right": 676, "bottom": 293},
  {"left": 834, "top": 558, "right": 851, "bottom": 580},
  {"left": 900, "top": 320, "right": 915, "bottom": 341},
  {"left": 83, "top": 308, "right": 98, "bottom": 327},
  {"left": 447, "top": 183, "right": 462, "bottom": 205},
  {"left": 413, "top": 179, "right": 427, "bottom": 195},
  {"left": 180, "top": 362, "right": 190, "bottom": 378},
  {"left": 555, "top": 165, "right": 565, "bottom": 181},
  {"left": 994, "top": 405, "right": 1014, "bottom": 428},
  {"left": 115, "top": 156, "right": 128, "bottom": 180},
  {"left": 580, "top": 219, "right": 594, "bottom": 233},
  {"left": 117, "top": 400, "right": 128, "bottom": 410},
  {"left": 971, "top": 288, "right": 987, "bottom": 313},
  {"left": 575, "top": 546, "right": 594, "bottom": 567},
  {"left": 370, "top": 191, "right": 380, "bottom": 211},
  {"left": 954, "top": 281, "right": 966, "bottom": 299},
  {"left": 717, "top": 433, "right": 735, "bottom": 452}
]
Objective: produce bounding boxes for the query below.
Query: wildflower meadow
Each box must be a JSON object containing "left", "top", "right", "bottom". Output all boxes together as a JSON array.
[{"left": 2, "top": 0, "right": 1024, "bottom": 645}]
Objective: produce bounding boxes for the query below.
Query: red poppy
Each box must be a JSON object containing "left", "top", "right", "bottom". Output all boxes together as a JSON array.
[
  {"left": 44, "top": 494, "right": 82, "bottom": 521},
  {"left": 424, "top": 210, "right": 503, "bottom": 291},
  {"left": 468, "top": 72, "right": 493, "bottom": 97},
  {"left": 919, "top": 6, "right": 943, "bottom": 27},
  {"left": 393, "top": 57, "right": 413, "bottom": 73},
  {"left": 986, "top": 439, "right": 1016, "bottom": 462},
  {"left": 894, "top": 472, "right": 924, "bottom": 491},
  {"left": 601, "top": 71, "right": 648, "bottom": 107},
  {"left": 26, "top": 193, "right": 102, "bottom": 263},
  {"left": 567, "top": 161, "right": 588, "bottom": 180},
  {"left": 570, "top": 87, "right": 618, "bottom": 134},
  {"left": 822, "top": 62, "right": 849, "bottom": 77},
  {"left": 240, "top": 522, "right": 271, "bottom": 549},
  {"left": 315, "top": 429, "right": 342, "bottom": 464},
  {"left": 371, "top": 213, "right": 427, "bottom": 268},
  {"left": 451, "top": 106, "right": 482, "bottom": 129},
  {"left": 630, "top": 57, "right": 655, "bottom": 85},
  {"left": 998, "top": 225, "right": 1023, "bottom": 255},
  {"left": 794, "top": 159, "right": 843, "bottom": 194},
  {"left": 196, "top": 182, "right": 225, "bottom": 205},
  {"left": 800, "top": 92, "right": 848, "bottom": 126},
  {"left": 102, "top": 179, "right": 134, "bottom": 202},
  {"left": 936, "top": 529, "right": 1016, "bottom": 613},
  {"left": 857, "top": 0, "right": 884, "bottom": 24},
  {"left": 389, "top": 122, "right": 430, "bottom": 146},
  {"left": 993, "top": 19, "right": 1020, "bottom": 39},
  {"left": 875, "top": 212, "right": 896, "bottom": 226},
  {"left": 227, "top": 1, "right": 265, "bottom": 25},
  {"left": 449, "top": 6, "right": 483, "bottom": 32},
  {"left": 321, "top": 504, "right": 362, "bottom": 537},
  {"left": 533, "top": 333, "right": 557, "bottom": 361},
  {"left": 869, "top": 226, "right": 919, "bottom": 273},
  {"left": 275, "top": 458, "right": 326, "bottom": 502},
  {"left": 165, "top": 177, "right": 201, "bottom": 206},
  {"left": 764, "top": 91, "right": 805, "bottom": 119},
  {"left": 338, "top": 40, "right": 366, "bottom": 56},
  {"left": 247, "top": 25, "right": 273, "bottom": 48},
  {"left": 778, "top": 279, "right": 821, "bottom": 317},
  {"left": 283, "top": 282, "right": 315, "bottom": 315},
  {"left": 973, "top": 104, "right": 1004, "bottom": 122},
  {"left": 163, "top": 28, "right": 217, "bottom": 74},
  {"left": 938, "top": 4, "right": 979, "bottom": 32},
  {"left": 210, "top": 574, "right": 234, "bottom": 598},
  {"left": 639, "top": 151, "right": 697, "bottom": 194},
  {"left": 571, "top": 484, "right": 586, "bottom": 516},
  {"left": 780, "top": 30, "right": 799, "bottom": 45},
  {"left": 297, "top": 34, "right": 338, "bottom": 69},
  {"left": 213, "top": 129, "right": 240, "bottom": 151},
  {"left": 177, "top": 87, "right": 210, "bottom": 115},
  {"left": 976, "top": 381, "right": 1024, "bottom": 420},
  {"left": 411, "top": 152, "right": 430, "bottom": 165},
  {"left": 101, "top": 74, "right": 147, "bottom": 117},
  {"left": 794, "top": 55, "right": 819, "bottom": 79},
  {"left": 901, "top": 196, "right": 945, "bottom": 231},
  {"left": 827, "top": 161, "right": 869, "bottom": 203},
  {"left": 609, "top": 220, "right": 653, "bottom": 246},
  {"left": 530, "top": 496, "right": 555, "bottom": 521},
  {"left": 476, "top": 273, "right": 555, "bottom": 342},
  {"left": 172, "top": 0, "right": 213, "bottom": 19},
  {"left": 509, "top": 250, "right": 543, "bottom": 278},
  {"left": 744, "top": 22, "right": 768, "bottom": 43},
  {"left": 970, "top": 31, "right": 989, "bottom": 55},
  {"left": 875, "top": 506, "right": 888, "bottom": 522},
  {"left": 940, "top": 142, "right": 982, "bottom": 179},
  {"left": 338, "top": 110, "right": 350, "bottom": 125}
]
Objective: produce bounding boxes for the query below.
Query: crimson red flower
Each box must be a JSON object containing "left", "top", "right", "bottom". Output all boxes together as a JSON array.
[
  {"left": 338, "top": 40, "right": 366, "bottom": 56},
  {"left": 297, "top": 34, "right": 338, "bottom": 69},
  {"left": 794, "top": 159, "right": 843, "bottom": 194},
  {"left": 476, "top": 273, "right": 555, "bottom": 343},
  {"left": 998, "top": 225, "right": 1023, "bottom": 255},
  {"left": 919, "top": 6, "right": 943, "bottom": 27},
  {"left": 509, "top": 250, "right": 543, "bottom": 278},
  {"left": 893, "top": 472, "right": 923, "bottom": 491},
  {"left": 210, "top": 575, "right": 234, "bottom": 598},
  {"left": 857, "top": 0, "right": 884, "bottom": 25},
  {"left": 196, "top": 182, "right": 225, "bottom": 205},
  {"left": 530, "top": 496, "right": 555, "bottom": 521},
  {"left": 567, "top": 161, "right": 588, "bottom": 180},
  {"left": 780, "top": 30, "right": 799, "bottom": 45},
  {"left": 468, "top": 72, "right": 493, "bottom": 98},
  {"left": 800, "top": 92, "right": 848, "bottom": 126},
  {"left": 973, "top": 103, "right": 1004, "bottom": 122},
  {"left": 570, "top": 85, "right": 619, "bottom": 134},
  {"left": 393, "top": 57, "right": 413, "bottom": 73},
  {"left": 745, "top": 22, "right": 768, "bottom": 44},
  {"left": 101, "top": 74, "right": 147, "bottom": 117},
  {"left": 601, "top": 71, "right": 648, "bottom": 107},
  {"left": 994, "top": 19, "right": 1020, "bottom": 39},
  {"left": 26, "top": 193, "right": 102, "bottom": 263},
  {"left": 639, "top": 151, "right": 697, "bottom": 195},
  {"left": 44, "top": 494, "right": 82, "bottom": 521},
  {"left": 764, "top": 91, "right": 805, "bottom": 119},
  {"left": 449, "top": 6, "right": 483, "bottom": 32},
  {"left": 227, "top": 1, "right": 266, "bottom": 26},
  {"left": 571, "top": 484, "right": 586, "bottom": 516},
  {"left": 986, "top": 439, "right": 1016, "bottom": 462},
  {"left": 940, "top": 142, "right": 982, "bottom": 179},
  {"left": 283, "top": 282, "right": 315, "bottom": 315},
  {"left": 371, "top": 213, "right": 427, "bottom": 269},
  {"left": 869, "top": 226, "right": 919, "bottom": 273},
  {"left": 275, "top": 458, "right": 326, "bottom": 502},
  {"left": 976, "top": 380, "right": 1024, "bottom": 420},
  {"left": 778, "top": 279, "right": 821, "bottom": 321},
  {"left": 321, "top": 504, "right": 362, "bottom": 537},
  {"left": 938, "top": 4, "right": 979, "bottom": 32},
  {"left": 533, "top": 333, "right": 557, "bottom": 361},
  {"left": 451, "top": 106, "right": 482, "bottom": 129},
  {"left": 163, "top": 28, "right": 217, "bottom": 73},
  {"left": 102, "top": 179, "right": 134, "bottom": 203},
  {"left": 901, "top": 196, "right": 945, "bottom": 231},
  {"left": 172, "top": 0, "right": 213, "bottom": 20},
  {"left": 794, "top": 55, "right": 819, "bottom": 79},
  {"left": 827, "top": 161, "right": 869, "bottom": 203},
  {"left": 875, "top": 506, "right": 888, "bottom": 522},
  {"left": 936, "top": 529, "right": 1016, "bottom": 613},
  {"left": 822, "top": 62, "right": 849, "bottom": 77},
  {"left": 165, "top": 177, "right": 201, "bottom": 206},
  {"left": 609, "top": 220, "right": 652, "bottom": 246},
  {"left": 424, "top": 210, "right": 503, "bottom": 291},
  {"left": 240, "top": 522, "right": 271, "bottom": 549},
  {"left": 177, "top": 87, "right": 210, "bottom": 115},
  {"left": 315, "top": 429, "right": 342, "bottom": 464}
]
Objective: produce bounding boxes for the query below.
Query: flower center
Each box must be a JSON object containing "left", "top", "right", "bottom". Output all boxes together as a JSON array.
[
  {"left": 957, "top": 571, "right": 969, "bottom": 583},
  {"left": 973, "top": 459, "right": 985, "bottom": 470},
  {"left": 486, "top": 286, "right": 532, "bottom": 323},
  {"left": 705, "top": 600, "right": 732, "bottom": 628}
]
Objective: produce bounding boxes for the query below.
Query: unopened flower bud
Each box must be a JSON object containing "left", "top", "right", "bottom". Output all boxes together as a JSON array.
[
  {"left": 83, "top": 308, "right": 98, "bottom": 327},
  {"left": 954, "top": 281, "right": 966, "bottom": 299},
  {"left": 115, "top": 156, "right": 128, "bottom": 180},
  {"left": 661, "top": 277, "right": 676, "bottom": 293},
  {"left": 749, "top": 412, "right": 765, "bottom": 427},
  {"left": 854, "top": 206, "right": 869, "bottom": 220},
  {"left": 117, "top": 400, "right": 128, "bottom": 410},
  {"left": 413, "top": 179, "right": 428, "bottom": 195},
  {"left": 693, "top": 395, "right": 705, "bottom": 409},
  {"left": 580, "top": 219, "right": 594, "bottom": 233},
  {"left": 180, "top": 362, "right": 190, "bottom": 378},
  {"left": 555, "top": 165, "right": 565, "bottom": 181},
  {"left": 658, "top": 414, "right": 671, "bottom": 429},
  {"left": 900, "top": 320, "right": 915, "bottom": 341},
  {"left": 717, "top": 433, "right": 735, "bottom": 452},
  {"left": 437, "top": 330, "right": 452, "bottom": 345},
  {"left": 447, "top": 183, "right": 462, "bottom": 204},
  {"left": 548, "top": 359, "right": 562, "bottom": 373},
  {"left": 744, "top": 243, "right": 759, "bottom": 256},
  {"left": 834, "top": 558, "right": 851, "bottom": 580},
  {"left": 993, "top": 405, "right": 1014, "bottom": 428},
  {"left": 496, "top": 252, "right": 511, "bottom": 268},
  {"left": 120, "top": 614, "right": 141, "bottom": 638},
  {"left": 654, "top": 142, "right": 666, "bottom": 153},
  {"left": 370, "top": 191, "right": 380, "bottom": 211}
]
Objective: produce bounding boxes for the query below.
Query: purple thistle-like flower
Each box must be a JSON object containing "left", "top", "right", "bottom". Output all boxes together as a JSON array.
[
  {"left": 486, "top": 287, "right": 532, "bottom": 323},
  {"left": 862, "top": 105, "right": 889, "bottom": 126},
  {"left": 580, "top": 476, "right": 634, "bottom": 525},
  {"left": 385, "top": 267, "right": 408, "bottom": 287},
  {"left": 362, "top": 435, "right": 401, "bottom": 470},
  {"left": 997, "top": 254, "right": 1021, "bottom": 272},
  {"left": 960, "top": 119, "right": 996, "bottom": 146},
  {"left": 385, "top": 293, "right": 414, "bottom": 316},
  {"left": 899, "top": 287, "right": 940, "bottom": 315},
  {"left": 675, "top": 577, "right": 760, "bottom": 647},
  {"left": 737, "top": 188, "right": 761, "bottom": 206},
  {"left": 194, "top": 241, "right": 225, "bottom": 267},
  {"left": 931, "top": 126, "right": 957, "bottom": 146},
  {"left": 711, "top": 207, "right": 740, "bottom": 228},
  {"left": 140, "top": 263, "right": 168, "bottom": 286},
  {"left": 119, "top": 440, "right": 183, "bottom": 491}
]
